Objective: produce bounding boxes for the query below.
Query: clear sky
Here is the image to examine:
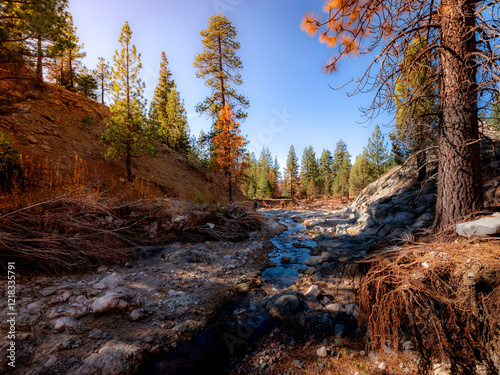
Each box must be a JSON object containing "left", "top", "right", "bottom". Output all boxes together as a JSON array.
[{"left": 69, "top": 0, "right": 393, "bottom": 169}]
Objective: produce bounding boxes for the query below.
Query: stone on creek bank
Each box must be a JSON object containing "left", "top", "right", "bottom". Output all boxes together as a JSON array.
[
  {"left": 265, "top": 292, "right": 307, "bottom": 321},
  {"left": 162, "top": 248, "right": 195, "bottom": 264},
  {"left": 456, "top": 213, "right": 500, "bottom": 238},
  {"left": 69, "top": 340, "right": 144, "bottom": 375}
]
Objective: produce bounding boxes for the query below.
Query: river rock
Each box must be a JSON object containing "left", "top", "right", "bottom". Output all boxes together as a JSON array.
[
  {"left": 304, "top": 285, "right": 322, "bottom": 299},
  {"left": 266, "top": 292, "right": 306, "bottom": 321},
  {"left": 326, "top": 302, "right": 345, "bottom": 314},
  {"left": 54, "top": 317, "right": 89, "bottom": 333},
  {"left": 317, "top": 346, "right": 328, "bottom": 358},
  {"left": 320, "top": 252, "right": 333, "bottom": 263},
  {"left": 345, "top": 303, "right": 359, "bottom": 319},
  {"left": 69, "top": 340, "right": 144, "bottom": 375},
  {"left": 305, "top": 256, "right": 322, "bottom": 267},
  {"left": 99, "top": 273, "right": 125, "bottom": 288},
  {"left": 456, "top": 213, "right": 500, "bottom": 238},
  {"left": 92, "top": 292, "right": 127, "bottom": 313},
  {"left": 129, "top": 309, "right": 145, "bottom": 321},
  {"left": 162, "top": 248, "right": 195, "bottom": 264},
  {"left": 334, "top": 323, "right": 345, "bottom": 338},
  {"left": 306, "top": 267, "right": 316, "bottom": 275}
]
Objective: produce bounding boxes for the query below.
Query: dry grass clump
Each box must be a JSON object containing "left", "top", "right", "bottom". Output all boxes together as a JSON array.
[
  {"left": 0, "top": 187, "right": 264, "bottom": 274},
  {"left": 359, "top": 240, "right": 500, "bottom": 374}
]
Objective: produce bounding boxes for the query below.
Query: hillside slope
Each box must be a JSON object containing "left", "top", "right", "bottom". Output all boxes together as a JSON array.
[{"left": 0, "top": 73, "right": 243, "bottom": 202}]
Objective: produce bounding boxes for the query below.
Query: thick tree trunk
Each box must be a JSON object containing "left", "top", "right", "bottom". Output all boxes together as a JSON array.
[
  {"left": 126, "top": 142, "right": 133, "bottom": 182},
  {"left": 434, "top": 0, "right": 483, "bottom": 230},
  {"left": 227, "top": 169, "right": 232, "bottom": 202}
]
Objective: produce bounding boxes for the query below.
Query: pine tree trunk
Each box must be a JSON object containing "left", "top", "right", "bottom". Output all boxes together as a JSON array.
[
  {"left": 126, "top": 142, "right": 132, "bottom": 182},
  {"left": 36, "top": 34, "right": 43, "bottom": 83},
  {"left": 217, "top": 34, "right": 225, "bottom": 109},
  {"left": 227, "top": 169, "right": 232, "bottom": 202},
  {"left": 434, "top": 0, "right": 483, "bottom": 230},
  {"left": 69, "top": 50, "right": 73, "bottom": 90}
]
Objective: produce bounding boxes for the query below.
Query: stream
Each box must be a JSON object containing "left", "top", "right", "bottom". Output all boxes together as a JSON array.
[{"left": 141, "top": 209, "right": 349, "bottom": 375}]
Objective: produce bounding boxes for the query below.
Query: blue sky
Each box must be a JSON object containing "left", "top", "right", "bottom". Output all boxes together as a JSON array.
[{"left": 69, "top": 0, "right": 393, "bottom": 168}]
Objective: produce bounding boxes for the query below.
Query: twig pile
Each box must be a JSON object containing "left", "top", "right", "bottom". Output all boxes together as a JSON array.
[{"left": 359, "top": 242, "right": 500, "bottom": 374}]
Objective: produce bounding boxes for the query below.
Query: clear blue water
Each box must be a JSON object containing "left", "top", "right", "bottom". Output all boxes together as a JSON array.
[{"left": 261, "top": 218, "right": 316, "bottom": 288}]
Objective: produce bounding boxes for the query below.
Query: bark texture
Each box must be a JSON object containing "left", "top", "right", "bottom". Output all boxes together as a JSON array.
[{"left": 435, "top": 0, "right": 483, "bottom": 230}]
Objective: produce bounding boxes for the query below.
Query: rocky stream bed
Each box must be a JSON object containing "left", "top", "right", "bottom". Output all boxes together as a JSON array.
[{"left": 0, "top": 202, "right": 426, "bottom": 375}]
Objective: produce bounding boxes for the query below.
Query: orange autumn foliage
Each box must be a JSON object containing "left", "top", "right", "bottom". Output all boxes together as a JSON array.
[{"left": 212, "top": 104, "right": 246, "bottom": 201}]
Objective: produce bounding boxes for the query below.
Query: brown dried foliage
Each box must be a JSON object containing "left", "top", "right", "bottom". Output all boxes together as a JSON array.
[{"left": 359, "top": 241, "right": 500, "bottom": 374}]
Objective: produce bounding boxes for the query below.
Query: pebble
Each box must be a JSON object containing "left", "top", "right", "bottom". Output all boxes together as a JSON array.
[
  {"left": 316, "top": 346, "right": 328, "bottom": 358},
  {"left": 304, "top": 285, "right": 322, "bottom": 299}
]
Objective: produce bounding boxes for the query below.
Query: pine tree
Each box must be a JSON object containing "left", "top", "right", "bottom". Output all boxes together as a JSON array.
[
  {"left": 194, "top": 14, "right": 249, "bottom": 121},
  {"left": 300, "top": 146, "right": 319, "bottom": 198},
  {"left": 212, "top": 104, "right": 246, "bottom": 201},
  {"left": 47, "top": 13, "right": 85, "bottom": 90},
  {"left": 243, "top": 152, "right": 258, "bottom": 198},
  {"left": 74, "top": 66, "right": 97, "bottom": 99},
  {"left": 102, "top": 21, "right": 154, "bottom": 182},
  {"left": 332, "top": 140, "right": 351, "bottom": 199},
  {"left": 149, "top": 52, "right": 175, "bottom": 127},
  {"left": 363, "top": 125, "right": 390, "bottom": 179},
  {"left": 349, "top": 155, "right": 373, "bottom": 195},
  {"left": 95, "top": 57, "right": 110, "bottom": 104},
  {"left": 157, "top": 85, "right": 191, "bottom": 155},
  {"left": 256, "top": 148, "right": 273, "bottom": 198},
  {"left": 319, "top": 149, "right": 334, "bottom": 196},
  {"left": 284, "top": 145, "right": 299, "bottom": 198}
]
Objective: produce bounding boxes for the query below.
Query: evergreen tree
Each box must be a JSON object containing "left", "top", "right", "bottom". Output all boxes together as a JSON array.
[
  {"left": 95, "top": 57, "right": 110, "bottom": 104},
  {"left": 363, "top": 125, "right": 390, "bottom": 179},
  {"left": 256, "top": 148, "right": 273, "bottom": 198},
  {"left": 300, "top": 146, "right": 319, "bottom": 198},
  {"left": 284, "top": 145, "right": 299, "bottom": 198},
  {"left": 149, "top": 51, "right": 175, "bottom": 127},
  {"left": 47, "top": 13, "right": 85, "bottom": 90},
  {"left": 243, "top": 152, "right": 258, "bottom": 198},
  {"left": 394, "top": 38, "right": 439, "bottom": 182},
  {"left": 156, "top": 85, "right": 191, "bottom": 155},
  {"left": 74, "top": 66, "right": 97, "bottom": 99},
  {"left": 319, "top": 149, "right": 334, "bottom": 196},
  {"left": 349, "top": 155, "right": 373, "bottom": 195},
  {"left": 212, "top": 104, "right": 246, "bottom": 201},
  {"left": 194, "top": 14, "right": 249, "bottom": 121},
  {"left": 102, "top": 21, "right": 154, "bottom": 182},
  {"left": 332, "top": 140, "right": 351, "bottom": 199}
]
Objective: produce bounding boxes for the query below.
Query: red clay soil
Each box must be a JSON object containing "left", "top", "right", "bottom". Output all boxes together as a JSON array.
[{"left": 0, "top": 69, "right": 245, "bottom": 203}]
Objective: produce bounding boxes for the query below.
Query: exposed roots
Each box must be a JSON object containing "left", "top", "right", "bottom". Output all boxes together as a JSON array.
[{"left": 359, "top": 242, "right": 500, "bottom": 374}]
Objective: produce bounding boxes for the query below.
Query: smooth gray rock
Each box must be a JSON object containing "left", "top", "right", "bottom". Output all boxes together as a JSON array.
[
  {"left": 305, "top": 256, "right": 322, "bottom": 267},
  {"left": 456, "top": 213, "right": 500, "bottom": 238},
  {"left": 266, "top": 293, "right": 305, "bottom": 320},
  {"left": 305, "top": 285, "right": 322, "bottom": 299}
]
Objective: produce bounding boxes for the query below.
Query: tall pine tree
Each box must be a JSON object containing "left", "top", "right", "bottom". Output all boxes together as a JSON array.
[
  {"left": 102, "top": 21, "right": 154, "bottom": 181},
  {"left": 300, "top": 146, "right": 320, "bottom": 198},
  {"left": 194, "top": 14, "right": 249, "bottom": 121},
  {"left": 363, "top": 125, "right": 390, "bottom": 179},
  {"left": 284, "top": 145, "right": 299, "bottom": 198},
  {"left": 319, "top": 149, "right": 334, "bottom": 196}
]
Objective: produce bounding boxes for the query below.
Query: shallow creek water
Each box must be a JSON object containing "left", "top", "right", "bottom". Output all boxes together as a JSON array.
[{"left": 142, "top": 210, "right": 320, "bottom": 374}]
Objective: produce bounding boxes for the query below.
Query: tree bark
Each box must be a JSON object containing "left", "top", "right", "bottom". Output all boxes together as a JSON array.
[
  {"left": 217, "top": 34, "right": 226, "bottom": 109},
  {"left": 434, "top": 0, "right": 483, "bottom": 230}
]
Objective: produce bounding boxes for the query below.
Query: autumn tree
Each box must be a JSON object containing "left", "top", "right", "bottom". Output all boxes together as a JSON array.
[
  {"left": 194, "top": 14, "right": 249, "bottom": 121},
  {"left": 102, "top": 21, "right": 154, "bottom": 182},
  {"left": 284, "top": 145, "right": 300, "bottom": 198},
  {"left": 212, "top": 104, "right": 246, "bottom": 201},
  {"left": 95, "top": 57, "right": 110, "bottom": 104},
  {"left": 302, "top": 0, "right": 493, "bottom": 229}
]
